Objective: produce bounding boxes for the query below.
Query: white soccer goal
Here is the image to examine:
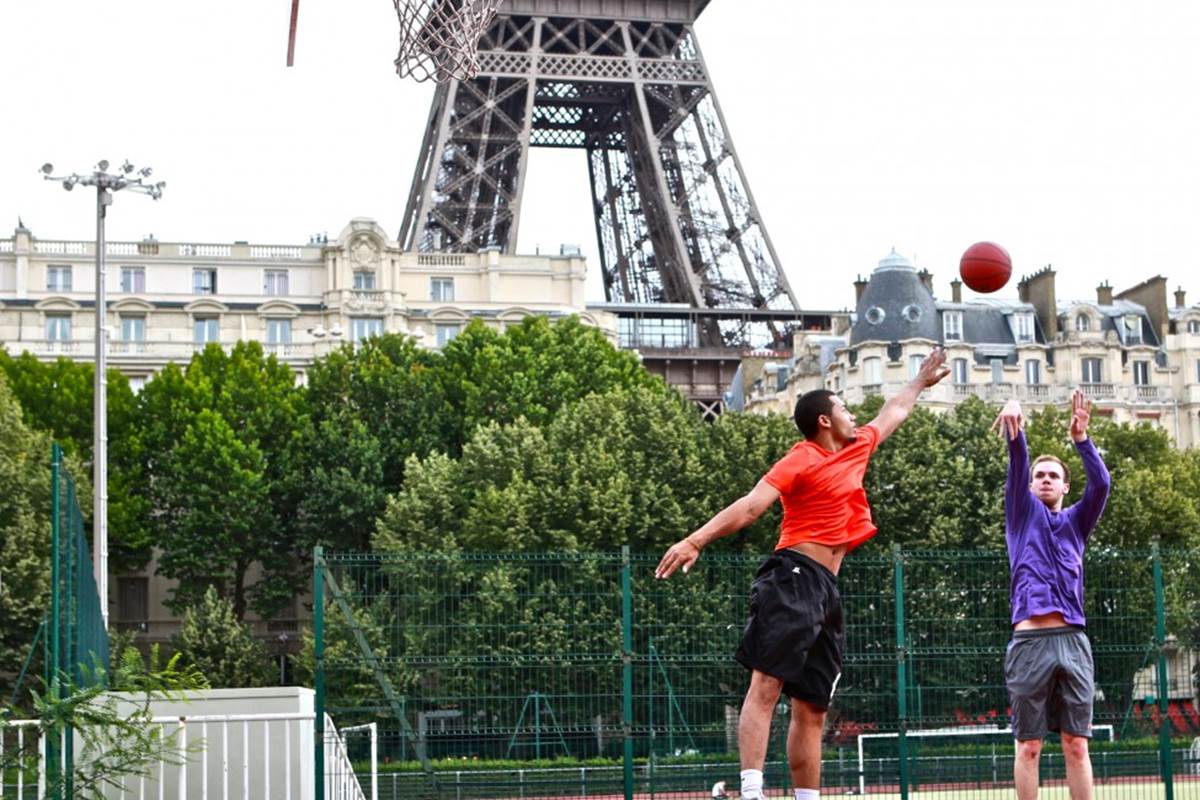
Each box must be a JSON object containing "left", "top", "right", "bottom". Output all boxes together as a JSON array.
[{"left": 855, "top": 724, "right": 1115, "bottom": 795}]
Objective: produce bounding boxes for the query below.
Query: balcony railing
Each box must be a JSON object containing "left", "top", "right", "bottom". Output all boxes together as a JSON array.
[
  {"left": 15, "top": 339, "right": 322, "bottom": 361},
  {"left": 1081, "top": 382, "right": 1116, "bottom": 399}
]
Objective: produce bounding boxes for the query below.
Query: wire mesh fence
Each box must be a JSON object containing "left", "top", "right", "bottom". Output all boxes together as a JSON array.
[{"left": 314, "top": 546, "right": 1200, "bottom": 800}]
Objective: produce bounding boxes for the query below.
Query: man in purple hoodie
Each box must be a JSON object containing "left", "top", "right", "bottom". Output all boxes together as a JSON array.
[{"left": 992, "top": 389, "right": 1111, "bottom": 800}]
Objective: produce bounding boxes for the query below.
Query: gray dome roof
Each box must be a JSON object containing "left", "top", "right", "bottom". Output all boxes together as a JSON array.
[{"left": 851, "top": 250, "right": 940, "bottom": 345}]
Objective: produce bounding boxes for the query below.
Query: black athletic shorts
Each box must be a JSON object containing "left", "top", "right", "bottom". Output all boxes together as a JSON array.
[{"left": 735, "top": 549, "right": 844, "bottom": 709}]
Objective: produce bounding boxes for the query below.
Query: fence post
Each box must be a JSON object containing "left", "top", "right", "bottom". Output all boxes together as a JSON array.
[
  {"left": 47, "top": 443, "right": 62, "bottom": 799},
  {"left": 621, "top": 545, "right": 634, "bottom": 800},
  {"left": 892, "top": 544, "right": 909, "bottom": 800},
  {"left": 314, "top": 546, "right": 326, "bottom": 800},
  {"left": 1152, "top": 542, "right": 1174, "bottom": 800}
]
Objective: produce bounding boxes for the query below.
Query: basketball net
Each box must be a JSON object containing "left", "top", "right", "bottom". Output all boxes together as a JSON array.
[{"left": 393, "top": 0, "right": 502, "bottom": 83}]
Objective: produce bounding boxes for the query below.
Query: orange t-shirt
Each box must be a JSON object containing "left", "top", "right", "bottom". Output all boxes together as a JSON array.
[{"left": 763, "top": 424, "right": 881, "bottom": 552}]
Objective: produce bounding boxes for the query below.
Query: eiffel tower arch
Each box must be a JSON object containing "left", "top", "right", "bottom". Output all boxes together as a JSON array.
[{"left": 399, "top": 0, "right": 799, "bottom": 337}]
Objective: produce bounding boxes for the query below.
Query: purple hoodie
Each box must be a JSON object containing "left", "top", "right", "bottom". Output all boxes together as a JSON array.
[{"left": 1006, "top": 430, "right": 1111, "bottom": 626}]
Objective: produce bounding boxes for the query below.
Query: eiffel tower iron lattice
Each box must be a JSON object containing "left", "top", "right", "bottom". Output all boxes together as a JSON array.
[{"left": 399, "top": 2, "right": 799, "bottom": 330}]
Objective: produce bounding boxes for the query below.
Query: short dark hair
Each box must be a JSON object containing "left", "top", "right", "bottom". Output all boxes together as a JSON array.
[
  {"left": 1031, "top": 454, "right": 1070, "bottom": 485},
  {"left": 793, "top": 389, "right": 836, "bottom": 439}
]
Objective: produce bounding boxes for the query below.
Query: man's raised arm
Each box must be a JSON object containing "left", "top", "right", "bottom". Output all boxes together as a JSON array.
[
  {"left": 992, "top": 397, "right": 1034, "bottom": 523},
  {"left": 867, "top": 348, "right": 950, "bottom": 443},
  {"left": 1068, "top": 389, "right": 1111, "bottom": 535}
]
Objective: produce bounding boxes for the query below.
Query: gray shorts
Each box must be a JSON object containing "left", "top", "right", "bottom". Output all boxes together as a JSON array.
[{"left": 1004, "top": 626, "right": 1094, "bottom": 740}]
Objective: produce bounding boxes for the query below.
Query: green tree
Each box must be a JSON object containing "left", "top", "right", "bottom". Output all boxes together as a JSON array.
[
  {"left": 0, "top": 372, "right": 55, "bottom": 698},
  {"left": 437, "top": 316, "right": 665, "bottom": 448},
  {"left": 0, "top": 349, "right": 148, "bottom": 570},
  {"left": 173, "top": 586, "right": 274, "bottom": 688},
  {"left": 134, "top": 342, "right": 306, "bottom": 619}
]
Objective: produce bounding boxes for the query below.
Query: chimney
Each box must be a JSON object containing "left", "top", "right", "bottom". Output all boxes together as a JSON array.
[
  {"left": 1017, "top": 266, "right": 1058, "bottom": 340},
  {"left": 917, "top": 269, "right": 934, "bottom": 294},
  {"left": 1175, "top": 287, "right": 1187, "bottom": 308},
  {"left": 950, "top": 278, "right": 962, "bottom": 303},
  {"left": 853, "top": 274, "right": 868, "bottom": 304},
  {"left": 1116, "top": 276, "right": 1169, "bottom": 341},
  {"left": 1096, "top": 282, "right": 1113, "bottom": 306}
]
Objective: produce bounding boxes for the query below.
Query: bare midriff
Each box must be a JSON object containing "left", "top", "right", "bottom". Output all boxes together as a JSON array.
[
  {"left": 786, "top": 541, "right": 850, "bottom": 575},
  {"left": 1014, "top": 611, "right": 1070, "bottom": 631}
]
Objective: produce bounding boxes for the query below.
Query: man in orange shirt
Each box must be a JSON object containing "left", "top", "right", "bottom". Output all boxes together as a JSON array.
[{"left": 656, "top": 349, "right": 949, "bottom": 800}]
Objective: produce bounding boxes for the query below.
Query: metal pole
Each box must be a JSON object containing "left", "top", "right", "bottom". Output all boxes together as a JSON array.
[
  {"left": 94, "top": 185, "right": 111, "bottom": 630},
  {"left": 621, "top": 546, "right": 634, "bottom": 800},
  {"left": 314, "top": 547, "right": 326, "bottom": 800},
  {"left": 893, "top": 544, "right": 909, "bottom": 800},
  {"left": 49, "top": 443, "right": 62, "bottom": 798},
  {"left": 1152, "top": 543, "right": 1174, "bottom": 800}
]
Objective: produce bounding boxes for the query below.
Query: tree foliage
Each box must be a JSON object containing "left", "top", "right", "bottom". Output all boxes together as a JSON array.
[{"left": 173, "top": 586, "right": 274, "bottom": 689}]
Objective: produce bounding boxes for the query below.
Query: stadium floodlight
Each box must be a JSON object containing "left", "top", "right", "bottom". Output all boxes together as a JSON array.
[{"left": 40, "top": 159, "right": 164, "bottom": 631}]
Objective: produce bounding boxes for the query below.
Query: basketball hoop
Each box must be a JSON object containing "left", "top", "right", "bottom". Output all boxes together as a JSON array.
[{"left": 393, "top": 0, "right": 503, "bottom": 83}]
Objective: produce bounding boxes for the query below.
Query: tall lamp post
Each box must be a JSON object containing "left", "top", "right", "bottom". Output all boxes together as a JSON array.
[{"left": 40, "top": 160, "right": 164, "bottom": 629}]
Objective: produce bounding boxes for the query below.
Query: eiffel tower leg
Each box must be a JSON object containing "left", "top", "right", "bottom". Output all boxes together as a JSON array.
[{"left": 401, "top": 81, "right": 458, "bottom": 251}]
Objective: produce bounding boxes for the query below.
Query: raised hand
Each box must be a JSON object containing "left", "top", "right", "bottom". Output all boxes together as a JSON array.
[
  {"left": 1069, "top": 389, "right": 1092, "bottom": 442},
  {"left": 990, "top": 398, "right": 1024, "bottom": 440},
  {"left": 915, "top": 348, "right": 951, "bottom": 388}
]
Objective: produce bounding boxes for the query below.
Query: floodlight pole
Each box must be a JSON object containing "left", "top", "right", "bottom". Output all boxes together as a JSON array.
[{"left": 41, "top": 161, "right": 164, "bottom": 630}]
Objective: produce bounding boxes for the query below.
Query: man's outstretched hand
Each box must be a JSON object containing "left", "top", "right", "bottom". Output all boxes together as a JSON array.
[
  {"left": 990, "top": 398, "right": 1024, "bottom": 440},
  {"left": 915, "top": 348, "right": 951, "bottom": 388},
  {"left": 655, "top": 537, "right": 700, "bottom": 579},
  {"left": 1069, "top": 388, "right": 1092, "bottom": 442}
]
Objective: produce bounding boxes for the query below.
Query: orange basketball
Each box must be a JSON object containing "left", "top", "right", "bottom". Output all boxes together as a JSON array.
[{"left": 959, "top": 241, "right": 1012, "bottom": 294}]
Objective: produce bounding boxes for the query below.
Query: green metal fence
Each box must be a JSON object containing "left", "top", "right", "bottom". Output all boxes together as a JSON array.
[
  {"left": 314, "top": 546, "right": 1200, "bottom": 799},
  {"left": 41, "top": 442, "right": 111, "bottom": 798}
]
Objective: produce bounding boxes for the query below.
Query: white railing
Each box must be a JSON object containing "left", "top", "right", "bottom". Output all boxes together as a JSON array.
[
  {"left": 337, "top": 722, "right": 378, "bottom": 800},
  {"left": 250, "top": 246, "right": 305, "bottom": 260},
  {"left": 0, "top": 719, "right": 48, "bottom": 799},
  {"left": 2, "top": 711, "right": 368, "bottom": 800},
  {"left": 0, "top": 240, "right": 14, "bottom": 253},
  {"left": 416, "top": 253, "right": 467, "bottom": 267},
  {"left": 106, "top": 242, "right": 138, "bottom": 256},
  {"left": 178, "top": 244, "right": 232, "bottom": 258},
  {"left": 34, "top": 240, "right": 89, "bottom": 255}
]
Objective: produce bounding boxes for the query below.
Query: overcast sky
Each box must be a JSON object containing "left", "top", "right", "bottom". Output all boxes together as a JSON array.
[{"left": 3, "top": 1, "right": 1199, "bottom": 311}]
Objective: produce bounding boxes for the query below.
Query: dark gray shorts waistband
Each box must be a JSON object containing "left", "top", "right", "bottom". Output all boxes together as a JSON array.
[{"left": 1011, "top": 625, "right": 1086, "bottom": 640}]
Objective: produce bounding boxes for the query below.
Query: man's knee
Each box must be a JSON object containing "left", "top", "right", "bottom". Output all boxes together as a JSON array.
[
  {"left": 1061, "top": 734, "right": 1090, "bottom": 764},
  {"left": 744, "top": 672, "right": 784, "bottom": 709},
  {"left": 1016, "top": 739, "right": 1042, "bottom": 762}
]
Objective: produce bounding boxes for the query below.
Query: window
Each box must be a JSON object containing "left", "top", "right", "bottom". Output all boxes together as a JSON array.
[
  {"left": 193, "top": 268, "right": 217, "bottom": 295},
  {"left": 120, "top": 267, "right": 146, "bottom": 293},
  {"left": 116, "top": 577, "right": 149, "bottom": 632},
  {"left": 862, "top": 356, "right": 882, "bottom": 384},
  {"left": 266, "top": 318, "right": 292, "bottom": 344},
  {"left": 901, "top": 304, "right": 922, "bottom": 323},
  {"left": 1189, "top": 320, "right": 1200, "bottom": 334},
  {"left": 352, "top": 271, "right": 376, "bottom": 290},
  {"left": 1013, "top": 312, "right": 1035, "bottom": 343},
  {"left": 943, "top": 311, "right": 963, "bottom": 342},
  {"left": 120, "top": 315, "right": 145, "bottom": 342},
  {"left": 46, "top": 265, "right": 72, "bottom": 292},
  {"left": 264, "top": 269, "right": 289, "bottom": 296},
  {"left": 193, "top": 317, "right": 220, "bottom": 344},
  {"left": 45, "top": 314, "right": 71, "bottom": 341},
  {"left": 1132, "top": 360, "right": 1150, "bottom": 386},
  {"left": 990, "top": 358, "right": 1005, "bottom": 384},
  {"left": 864, "top": 306, "right": 885, "bottom": 325},
  {"left": 1075, "top": 314, "right": 1090, "bottom": 332},
  {"left": 1123, "top": 315, "right": 1142, "bottom": 345},
  {"left": 909, "top": 354, "right": 925, "bottom": 378},
  {"left": 1025, "top": 359, "right": 1041, "bottom": 385},
  {"left": 436, "top": 323, "right": 462, "bottom": 348},
  {"left": 1196, "top": 359, "right": 1200, "bottom": 383},
  {"left": 953, "top": 357, "right": 969, "bottom": 384},
  {"left": 350, "top": 318, "right": 383, "bottom": 342},
  {"left": 430, "top": 277, "right": 455, "bottom": 302},
  {"left": 1082, "top": 357, "right": 1103, "bottom": 383}
]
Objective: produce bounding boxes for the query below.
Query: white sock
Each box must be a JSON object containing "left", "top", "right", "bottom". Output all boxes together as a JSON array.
[
  {"left": 795, "top": 789, "right": 820, "bottom": 800},
  {"left": 740, "top": 768, "right": 764, "bottom": 798}
]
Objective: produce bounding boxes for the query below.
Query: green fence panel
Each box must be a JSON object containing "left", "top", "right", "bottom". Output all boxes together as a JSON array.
[{"left": 314, "top": 547, "right": 1200, "bottom": 800}]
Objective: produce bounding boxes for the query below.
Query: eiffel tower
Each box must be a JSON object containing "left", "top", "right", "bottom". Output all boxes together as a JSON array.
[{"left": 399, "top": 0, "right": 800, "bottom": 343}]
